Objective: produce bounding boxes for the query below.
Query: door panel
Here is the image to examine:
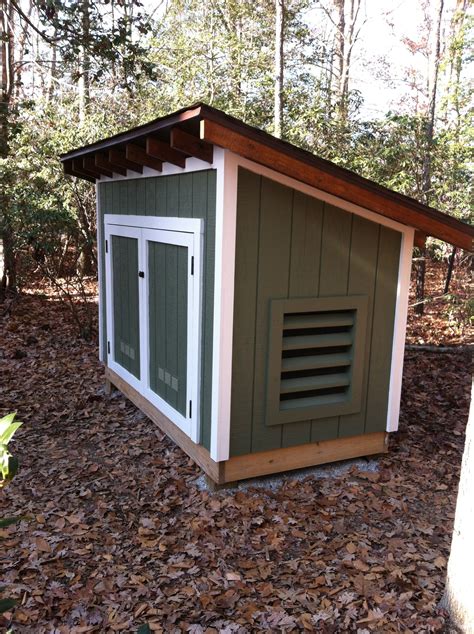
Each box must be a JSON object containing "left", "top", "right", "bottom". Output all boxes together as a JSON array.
[
  {"left": 105, "top": 216, "right": 202, "bottom": 442},
  {"left": 148, "top": 241, "right": 188, "bottom": 417},
  {"left": 111, "top": 235, "right": 141, "bottom": 379}
]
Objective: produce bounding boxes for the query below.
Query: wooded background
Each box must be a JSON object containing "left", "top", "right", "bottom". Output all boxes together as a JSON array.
[{"left": 0, "top": 0, "right": 472, "bottom": 315}]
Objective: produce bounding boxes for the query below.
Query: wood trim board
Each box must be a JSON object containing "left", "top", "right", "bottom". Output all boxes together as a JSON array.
[
  {"left": 200, "top": 119, "right": 472, "bottom": 251},
  {"left": 105, "top": 366, "right": 387, "bottom": 484}
]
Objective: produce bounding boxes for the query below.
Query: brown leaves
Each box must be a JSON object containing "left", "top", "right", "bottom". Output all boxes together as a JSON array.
[{"left": 0, "top": 275, "right": 471, "bottom": 631}]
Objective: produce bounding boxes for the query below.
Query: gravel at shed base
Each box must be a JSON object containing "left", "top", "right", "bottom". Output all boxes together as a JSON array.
[{"left": 194, "top": 456, "right": 380, "bottom": 493}]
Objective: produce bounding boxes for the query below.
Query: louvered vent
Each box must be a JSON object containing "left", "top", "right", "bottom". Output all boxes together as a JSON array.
[{"left": 266, "top": 296, "right": 368, "bottom": 426}]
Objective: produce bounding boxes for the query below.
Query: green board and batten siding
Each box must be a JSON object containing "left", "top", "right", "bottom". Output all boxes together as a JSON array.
[
  {"left": 111, "top": 235, "right": 141, "bottom": 379},
  {"left": 230, "top": 168, "right": 401, "bottom": 457},
  {"left": 98, "top": 170, "right": 216, "bottom": 449}
]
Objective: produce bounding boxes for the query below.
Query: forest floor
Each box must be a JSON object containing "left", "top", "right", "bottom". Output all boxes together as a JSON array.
[{"left": 0, "top": 258, "right": 472, "bottom": 633}]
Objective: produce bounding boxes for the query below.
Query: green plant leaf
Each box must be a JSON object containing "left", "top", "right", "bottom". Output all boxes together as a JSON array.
[
  {"left": 0, "top": 516, "right": 27, "bottom": 528},
  {"left": 0, "top": 597, "right": 16, "bottom": 613},
  {"left": 7, "top": 456, "right": 19, "bottom": 480},
  {"left": 137, "top": 625, "right": 151, "bottom": 634},
  {"left": 0, "top": 421, "right": 22, "bottom": 446},
  {"left": 0, "top": 414, "right": 17, "bottom": 436}
]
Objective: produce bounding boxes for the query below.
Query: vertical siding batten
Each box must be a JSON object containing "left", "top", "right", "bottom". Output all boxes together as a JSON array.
[
  {"left": 338, "top": 216, "right": 380, "bottom": 438},
  {"left": 251, "top": 177, "right": 293, "bottom": 453},
  {"left": 310, "top": 203, "right": 352, "bottom": 442},
  {"left": 280, "top": 191, "right": 324, "bottom": 448},
  {"left": 229, "top": 168, "right": 261, "bottom": 456},
  {"left": 365, "top": 226, "right": 401, "bottom": 432}
]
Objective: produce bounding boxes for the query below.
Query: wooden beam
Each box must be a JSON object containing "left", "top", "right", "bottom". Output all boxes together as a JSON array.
[
  {"left": 109, "top": 149, "right": 143, "bottom": 174},
  {"left": 222, "top": 432, "right": 388, "bottom": 482},
  {"left": 95, "top": 152, "right": 126, "bottom": 177},
  {"left": 105, "top": 366, "right": 388, "bottom": 485},
  {"left": 63, "top": 159, "right": 95, "bottom": 183},
  {"left": 414, "top": 231, "right": 427, "bottom": 249},
  {"left": 200, "top": 119, "right": 473, "bottom": 251},
  {"left": 126, "top": 143, "right": 163, "bottom": 172},
  {"left": 86, "top": 155, "right": 112, "bottom": 178},
  {"left": 72, "top": 159, "right": 98, "bottom": 181},
  {"left": 83, "top": 157, "right": 105, "bottom": 178},
  {"left": 146, "top": 136, "right": 186, "bottom": 168},
  {"left": 170, "top": 126, "right": 213, "bottom": 163},
  {"left": 105, "top": 367, "right": 222, "bottom": 483}
]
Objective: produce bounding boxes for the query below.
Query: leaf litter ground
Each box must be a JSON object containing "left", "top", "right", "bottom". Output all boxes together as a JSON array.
[{"left": 0, "top": 260, "right": 472, "bottom": 633}]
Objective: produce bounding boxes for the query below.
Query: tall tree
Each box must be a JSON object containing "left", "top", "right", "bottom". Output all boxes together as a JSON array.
[
  {"left": 0, "top": 0, "right": 16, "bottom": 291},
  {"left": 415, "top": 0, "right": 444, "bottom": 316},
  {"left": 443, "top": 377, "right": 474, "bottom": 630},
  {"left": 274, "top": 0, "right": 285, "bottom": 137}
]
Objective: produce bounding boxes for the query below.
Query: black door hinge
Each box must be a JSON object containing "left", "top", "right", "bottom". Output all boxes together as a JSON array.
[
  {"left": 191, "top": 256, "right": 194, "bottom": 275},
  {"left": 107, "top": 341, "right": 110, "bottom": 354},
  {"left": 105, "top": 239, "right": 108, "bottom": 253},
  {"left": 189, "top": 400, "right": 192, "bottom": 418},
  {"left": 138, "top": 271, "right": 145, "bottom": 278}
]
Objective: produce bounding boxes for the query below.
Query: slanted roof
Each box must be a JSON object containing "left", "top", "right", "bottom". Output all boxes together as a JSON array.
[{"left": 60, "top": 103, "right": 473, "bottom": 251}]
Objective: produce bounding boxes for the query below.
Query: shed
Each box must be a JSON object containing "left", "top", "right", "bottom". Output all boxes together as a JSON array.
[{"left": 61, "top": 103, "right": 473, "bottom": 485}]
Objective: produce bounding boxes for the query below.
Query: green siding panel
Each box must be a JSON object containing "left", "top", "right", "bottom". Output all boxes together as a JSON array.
[
  {"left": 311, "top": 205, "right": 353, "bottom": 443},
  {"left": 98, "top": 170, "right": 216, "bottom": 449},
  {"left": 339, "top": 216, "right": 380, "bottom": 438},
  {"left": 136, "top": 180, "right": 147, "bottom": 214},
  {"left": 251, "top": 177, "right": 293, "bottom": 453},
  {"left": 229, "top": 170, "right": 261, "bottom": 456},
  {"left": 230, "top": 169, "right": 401, "bottom": 456},
  {"left": 148, "top": 241, "right": 188, "bottom": 416},
  {"left": 281, "top": 191, "right": 324, "bottom": 448},
  {"left": 200, "top": 171, "right": 216, "bottom": 450},
  {"left": 111, "top": 235, "right": 140, "bottom": 378},
  {"left": 365, "top": 226, "right": 401, "bottom": 432}
]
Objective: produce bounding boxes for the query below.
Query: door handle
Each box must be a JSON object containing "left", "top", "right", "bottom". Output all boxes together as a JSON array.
[{"left": 138, "top": 271, "right": 145, "bottom": 278}]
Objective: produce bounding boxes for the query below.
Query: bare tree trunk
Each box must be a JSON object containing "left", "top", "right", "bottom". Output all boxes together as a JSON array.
[
  {"left": 415, "top": 0, "right": 444, "bottom": 317},
  {"left": 47, "top": 32, "right": 58, "bottom": 103},
  {"left": 0, "top": 0, "right": 17, "bottom": 293},
  {"left": 274, "top": 0, "right": 284, "bottom": 138},
  {"left": 333, "top": 0, "right": 361, "bottom": 123},
  {"left": 443, "top": 377, "right": 474, "bottom": 631},
  {"left": 78, "top": 0, "right": 90, "bottom": 123}
]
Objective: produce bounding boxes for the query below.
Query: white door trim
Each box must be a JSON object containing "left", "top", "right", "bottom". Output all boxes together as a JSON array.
[{"left": 104, "top": 217, "right": 203, "bottom": 442}]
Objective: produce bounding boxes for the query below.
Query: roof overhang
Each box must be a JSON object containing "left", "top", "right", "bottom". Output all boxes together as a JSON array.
[{"left": 61, "top": 103, "right": 473, "bottom": 251}]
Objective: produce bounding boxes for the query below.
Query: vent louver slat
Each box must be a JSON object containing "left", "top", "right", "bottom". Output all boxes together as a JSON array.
[
  {"left": 280, "top": 372, "right": 350, "bottom": 394},
  {"left": 281, "top": 352, "right": 351, "bottom": 372},
  {"left": 282, "top": 332, "right": 352, "bottom": 351},
  {"left": 266, "top": 296, "right": 368, "bottom": 426},
  {"left": 279, "top": 310, "right": 355, "bottom": 410}
]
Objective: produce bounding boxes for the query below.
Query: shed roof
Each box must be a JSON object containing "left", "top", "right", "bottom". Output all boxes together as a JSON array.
[{"left": 61, "top": 103, "right": 473, "bottom": 251}]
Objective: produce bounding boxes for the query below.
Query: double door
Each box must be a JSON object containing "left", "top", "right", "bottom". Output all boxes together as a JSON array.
[{"left": 104, "top": 215, "right": 202, "bottom": 441}]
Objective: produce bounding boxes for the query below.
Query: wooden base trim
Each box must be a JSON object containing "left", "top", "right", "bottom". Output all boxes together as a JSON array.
[
  {"left": 222, "top": 432, "right": 388, "bottom": 483},
  {"left": 105, "top": 367, "right": 222, "bottom": 483},
  {"left": 105, "top": 366, "right": 388, "bottom": 484}
]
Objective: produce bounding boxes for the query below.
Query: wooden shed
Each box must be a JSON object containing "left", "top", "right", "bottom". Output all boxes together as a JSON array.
[{"left": 61, "top": 103, "right": 473, "bottom": 485}]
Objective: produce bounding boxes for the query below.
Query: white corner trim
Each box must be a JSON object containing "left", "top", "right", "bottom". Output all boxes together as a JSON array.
[
  {"left": 96, "top": 183, "right": 105, "bottom": 363},
  {"left": 210, "top": 149, "right": 239, "bottom": 462},
  {"left": 386, "top": 227, "right": 415, "bottom": 432}
]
